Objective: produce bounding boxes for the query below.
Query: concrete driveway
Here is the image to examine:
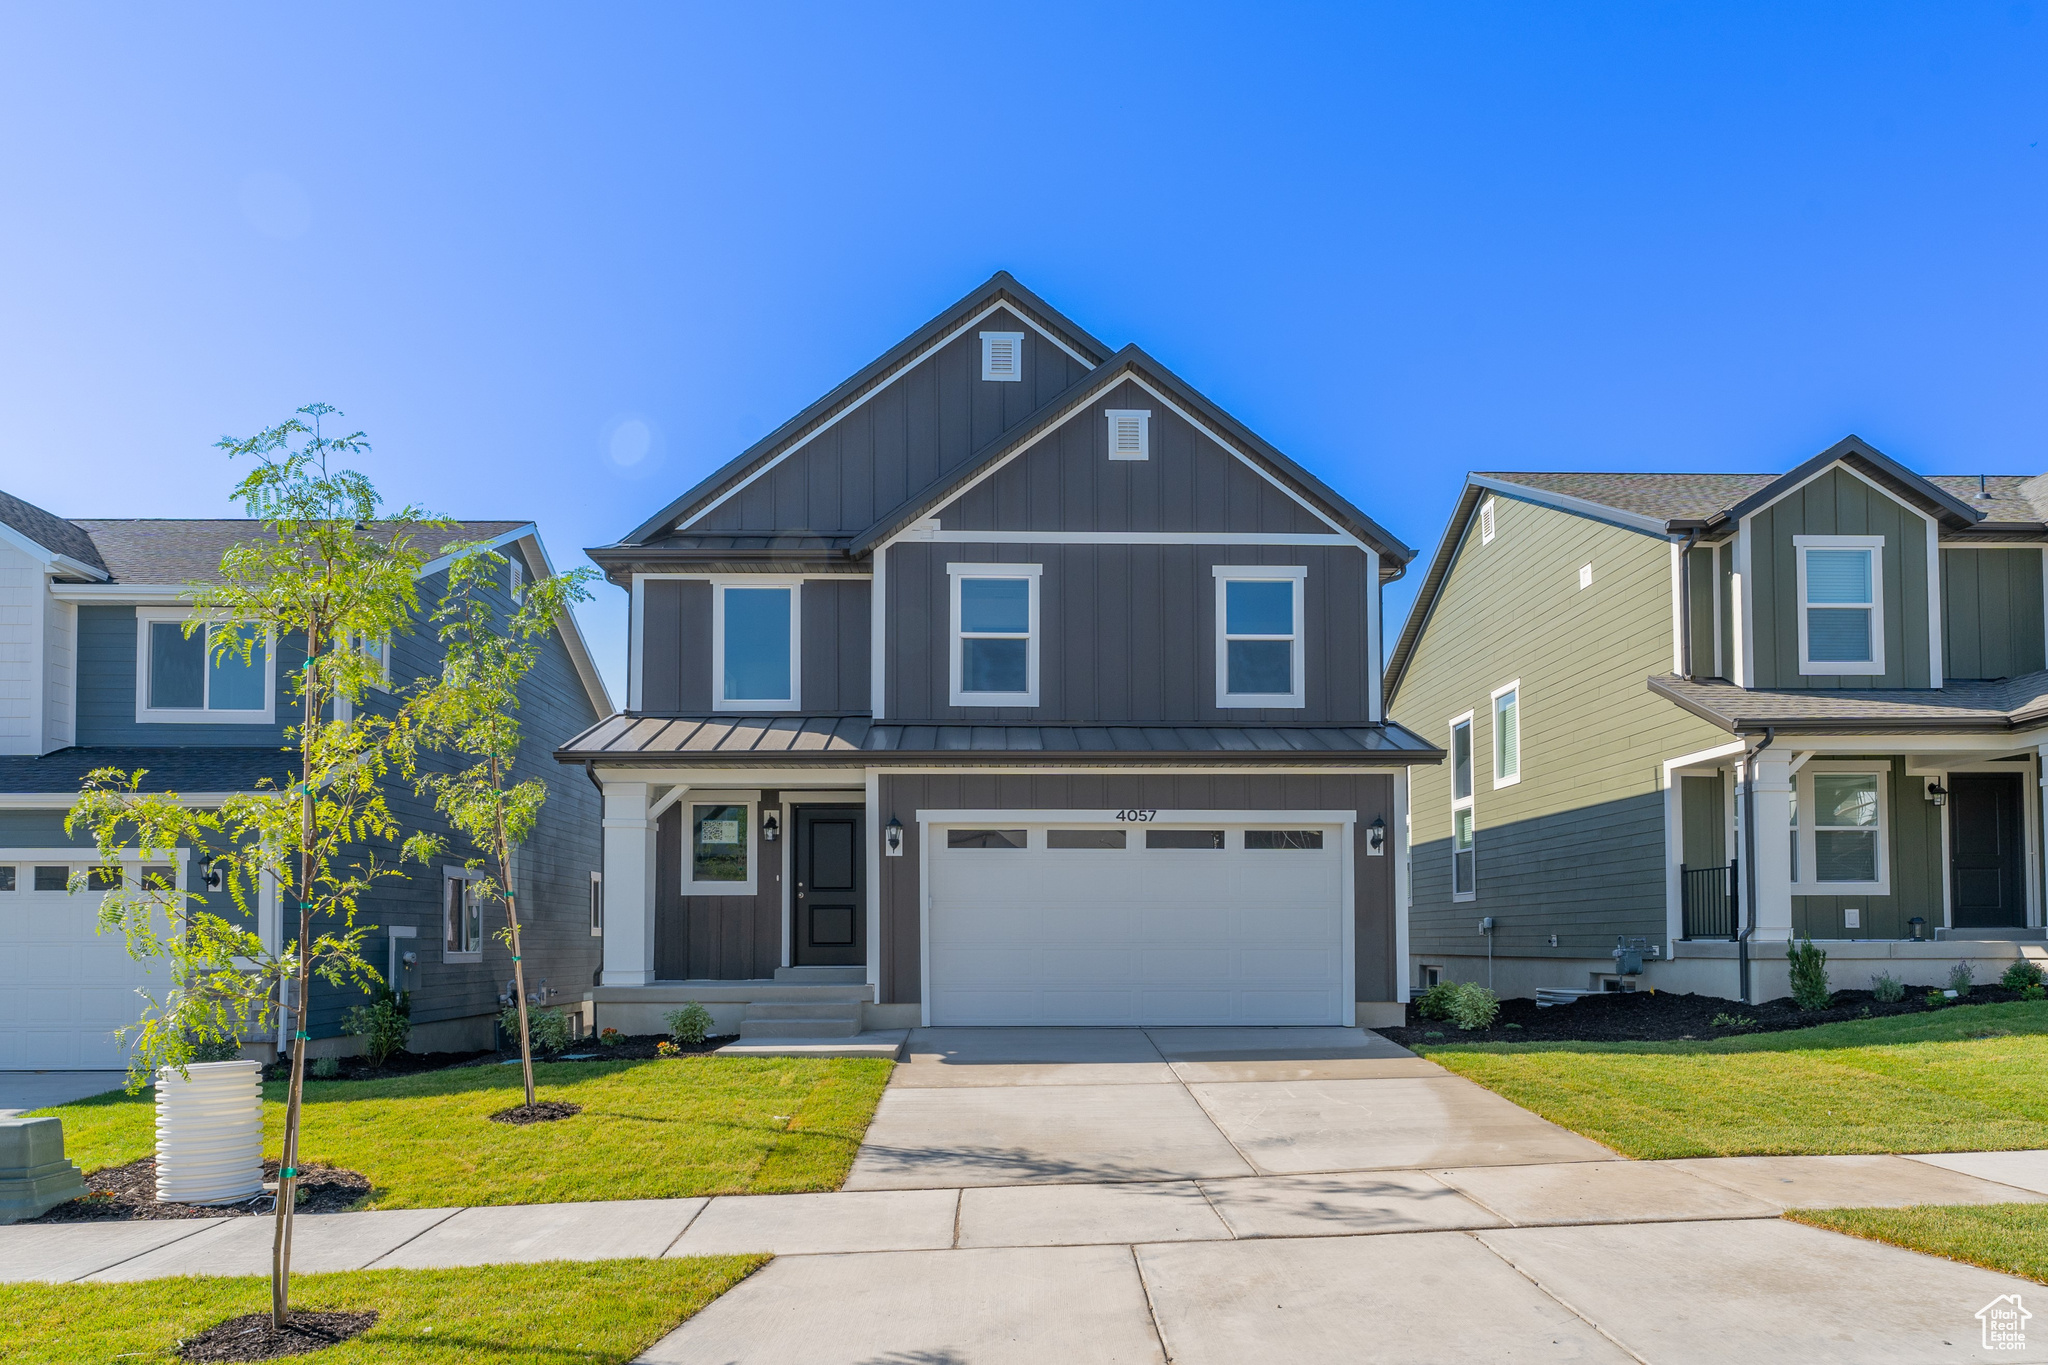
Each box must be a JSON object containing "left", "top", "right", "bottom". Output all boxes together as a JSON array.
[{"left": 0, "top": 1071, "right": 125, "bottom": 1117}]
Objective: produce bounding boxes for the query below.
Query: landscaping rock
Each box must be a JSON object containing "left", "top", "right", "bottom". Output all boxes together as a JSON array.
[{"left": 179, "top": 1309, "right": 376, "bottom": 1361}]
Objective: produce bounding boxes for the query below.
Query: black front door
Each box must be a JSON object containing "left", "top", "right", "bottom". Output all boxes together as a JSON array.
[
  {"left": 793, "top": 806, "right": 864, "bottom": 967},
  {"left": 1950, "top": 772, "right": 2027, "bottom": 929}
]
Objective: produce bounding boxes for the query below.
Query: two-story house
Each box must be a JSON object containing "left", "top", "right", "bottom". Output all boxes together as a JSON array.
[
  {"left": 1389, "top": 436, "right": 2048, "bottom": 1004},
  {"left": 557, "top": 273, "right": 1436, "bottom": 1045},
  {"left": 0, "top": 491, "right": 612, "bottom": 1068}
]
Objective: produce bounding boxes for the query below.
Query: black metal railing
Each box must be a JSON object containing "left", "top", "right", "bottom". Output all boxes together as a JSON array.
[{"left": 1681, "top": 860, "right": 1739, "bottom": 940}]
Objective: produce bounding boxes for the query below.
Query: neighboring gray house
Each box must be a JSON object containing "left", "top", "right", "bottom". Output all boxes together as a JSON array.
[
  {"left": 557, "top": 273, "right": 1437, "bottom": 1040},
  {"left": 0, "top": 494, "right": 612, "bottom": 1067},
  {"left": 1389, "top": 436, "right": 2048, "bottom": 1003}
]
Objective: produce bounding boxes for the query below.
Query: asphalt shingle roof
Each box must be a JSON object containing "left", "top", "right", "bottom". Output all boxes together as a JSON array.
[
  {"left": 62, "top": 519, "right": 528, "bottom": 585},
  {"left": 0, "top": 489, "right": 108, "bottom": 574},
  {"left": 1482, "top": 471, "right": 2048, "bottom": 528},
  {"left": 0, "top": 747, "right": 296, "bottom": 794},
  {"left": 1649, "top": 673, "right": 2048, "bottom": 733}
]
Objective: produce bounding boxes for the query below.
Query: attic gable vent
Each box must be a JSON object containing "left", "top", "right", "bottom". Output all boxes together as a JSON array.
[
  {"left": 1106, "top": 409, "right": 1151, "bottom": 461},
  {"left": 981, "top": 331, "right": 1024, "bottom": 381},
  {"left": 1479, "top": 497, "right": 1497, "bottom": 544}
]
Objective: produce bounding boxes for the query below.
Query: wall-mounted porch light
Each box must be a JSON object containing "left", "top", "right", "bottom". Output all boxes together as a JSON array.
[
  {"left": 1926, "top": 781, "right": 1948, "bottom": 808},
  {"left": 1366, "top": 816, "right": 1387, "bottom": 857},
  {"left": 1908, "top": 916, "right": 1927, "bottom": 941},
  {"left": 762, "top": 811, "right": 781, "bottom": 843},
  {"left": 885, "top": 817, "right": 904, "bottom": 857}
]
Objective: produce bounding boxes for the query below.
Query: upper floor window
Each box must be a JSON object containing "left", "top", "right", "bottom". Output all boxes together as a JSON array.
[
  {"left": 137, "top": 609, "right": 273, "bottom": 724},
  {"left": 713, "top": 581, "right": 800, "bottom": 710},
  {"left": 1214, "top": 566, "right": 1306, "bottom": 708},
  {"left": 1795, "top": 536, "right": 1884, "bottom": 675},
  {"left": 1450, "top": 712, "right": 1475, "bottom": 900},
  {"left": 1492, "top": 682, "right": 1520, "bottom": 787},
  {"left": 949, "top": 564, "right": 1040, "bottom": 706},
  {"left": 443, "top": 869, "right": 481, "bottom": 960}
]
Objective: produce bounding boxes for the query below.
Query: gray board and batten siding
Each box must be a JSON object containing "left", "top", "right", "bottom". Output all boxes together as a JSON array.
[
  {"left": 689, "top": 306, "right": 1093, "bottom": 536},
  {"left": 639, "top": 577, "right": 871, "bottom": 715},
  {"left": 1393, "top": 491, "right": 1726, "bottom": 963},
  {"left": 874, "top": 772, "right": 1400, "bottom": 1008},
  {"left": 1942, "top": 547, "right": 2046, "bottom": 681},
  {"left": 1748, "top": 466, "right": 1934, "bottom": 689}
]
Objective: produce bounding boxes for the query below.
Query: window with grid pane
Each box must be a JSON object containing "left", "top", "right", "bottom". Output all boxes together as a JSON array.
[
  {"left": 1797, "top": 537, "right": 1883, "bottom": 674},
  {"left": 1216, "top": 568, "right": 1305, "bottom": 707},
  {"left": 950, "top": 565, "right": 1039, "bottom": 705},
  {"left": 1812, "top": 772, "right": 1879, "bottom": 883}
]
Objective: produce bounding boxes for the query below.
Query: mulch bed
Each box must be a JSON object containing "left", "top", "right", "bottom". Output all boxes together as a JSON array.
[
  {"left": 1378, "top": 983, "right": 2043, "bottom": 1047},
  {"left": 259, "top": 1032, "right": 737, "bottom": 1085},
  {"left": 489, "top": 1100, "right": 582, "bottom": 1125},
  {"left": 31, "top": 1158, "right": 369, "bottom": 1223},
  {"left": 180, "top": 1310, "right": 377, "bottom": 1362}
]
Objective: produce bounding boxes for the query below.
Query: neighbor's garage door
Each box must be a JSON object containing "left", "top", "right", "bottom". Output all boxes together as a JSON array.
[
  {"left": 926, "top": 815, "right": 1349, "bottom": 1026},
  {"left": 0, "top": 855, "right": 165, "bottom": 1070}
]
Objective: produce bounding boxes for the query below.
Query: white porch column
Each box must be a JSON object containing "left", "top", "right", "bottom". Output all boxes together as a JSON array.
[
  {"left": 1749, "top": 750, "right": 1795, "bottom": 941},
  {"left": 601, "top": 780, "right": 659, "bottom": 986},
  {"left": 2036, "top": 743, "right": 2048, "bottom": 927}
]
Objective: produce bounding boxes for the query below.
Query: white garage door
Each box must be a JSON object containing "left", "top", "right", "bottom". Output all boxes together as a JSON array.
[
  {"left": 926, "top": 812, "right": 1351, "bottom": 1027},
  {"left": 0, "top": 854, "right": 167, "bottom": 1070}
]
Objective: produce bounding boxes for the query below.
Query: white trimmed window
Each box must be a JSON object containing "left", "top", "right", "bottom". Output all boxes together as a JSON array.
[
  {"left": 1214, "top": 566, "right": 1306, "bottom": 708},
  {"left": 136, "top": 609, "right": 274, "bottom": 724},
  {"left": 1479, "top": 498, "right": 1497, "bottom": 545},
  {"left": 1491, "top": 682, "right": 1521, "bottom": 788},
  {"left": 686, "top": 800, "right": 757, "bottom": 896},
  {"left": 949, "top": 564, "right": 1041, "bottom": 706},
  {"left": 442, "top": 869, "right": 482, "bottom": 960},
  {"left": 1450, "top": 713, "right": 1475, "bottom": 900},
  {"left": 713, "top": 580, "right": 801, "bottom": 710},
  {"left": 358, "top": 633, "right": 394, "bottom": 690},
  {"left": 1790, "top": 764, "right": 1888, "bottom": 893},
  {"left": 1795, "top": 535, "right": 1884, "bottom": 675},
  {"left": 1105, "top": 409, "right": 1151, "bottom": 461},
  {"left": 980, "top": 331, "right": 1024, "bottom": 381},
  {"left": 589, "top": 870, "right": 603, "bottom": 936}
]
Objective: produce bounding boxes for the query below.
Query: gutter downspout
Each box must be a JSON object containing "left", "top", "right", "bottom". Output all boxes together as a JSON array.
[
  {"left": 1738, "top": 726, "right": 1775, "bottom": 1005},
  {"left": 1677, "top": 529, "right": 1702, "bottom": 680}
]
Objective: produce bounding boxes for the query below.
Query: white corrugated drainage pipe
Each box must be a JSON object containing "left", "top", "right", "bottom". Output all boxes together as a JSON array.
[{"left": 155, "top": 1059, "right": 265, "bottom": 1204}]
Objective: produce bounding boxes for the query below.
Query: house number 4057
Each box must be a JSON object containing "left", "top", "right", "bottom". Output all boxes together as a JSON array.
[{"left": 1115, "top": 809, "right": 1158, "bottom": 822}]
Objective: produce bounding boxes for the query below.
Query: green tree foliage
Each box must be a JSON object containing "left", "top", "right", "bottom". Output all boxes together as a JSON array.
[
  {"left": 69, "top": 404, "right": 444, "bottom": 1327},
  {"left": 1788, "top": 935, "right": 1832, "bottom": 1010}
]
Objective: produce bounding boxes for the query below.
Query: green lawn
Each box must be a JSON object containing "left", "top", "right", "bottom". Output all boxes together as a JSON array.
[
  {"left": 1789, "top": 1204, "right": 2048, "bottom": 1285},
  {"left": 38, "top": 1055, "right": 892, "bottom": 1207},
  {"left": 0, "top": 1257, "right": 763, "bottom": 1365},
  {"left": 1420, "top": 1001, "right": 2048, "bottom": 1159}
]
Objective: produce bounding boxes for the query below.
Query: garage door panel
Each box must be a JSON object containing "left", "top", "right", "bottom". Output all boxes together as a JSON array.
[
  {"left": 1236, "top": 949, "right": 1338, "bottom": 981},
  {"left": 1235, "top": 990, "right": 1340, "bottom": 1024},
  {"left": 1039, "top": 989, "right": 1141, "bottom": 1023},
  {"left": 2, "top": 885, "right": 164, "bottom": 1069},
  {"left": 1040, "top": 949, "right": 1140, "bottom": 982},
  {"left": 1136, "top": 989, "right": 1234, "bottom": 1024},
  {"left": 1137, "top": 949, "right": 1231, "bottom": 983}
]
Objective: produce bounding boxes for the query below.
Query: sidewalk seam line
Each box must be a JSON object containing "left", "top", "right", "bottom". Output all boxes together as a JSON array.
[
  {"left": 63, "top": 1217, "right": 226, "bottom": 1283},
  {"left": 358, "top": 1206, "right": 463, "bottom": 1270},
  {"left": 1464, "top": 1228, "right": 1652, "bottom": 1365},
  {"left": 657, "top": 1197, "right": 709, "bottom": 1259},
  {"left": 1128, "top": 1242, "right": 1174, "bottom": 1364},
  {"left": 950, "top": 1188, "right": 963, "bottom": 1249},
  {"left": 1189, "top": 1179, "right": 1239, "bottom": 1239},
  {"left": 1170, "top": 1069, "right": 1262, "bottom": 1179}
]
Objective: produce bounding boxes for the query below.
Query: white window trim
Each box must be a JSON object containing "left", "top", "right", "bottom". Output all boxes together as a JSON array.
[
  {"left": 1794, "top": 535, "right": 1886, "bottom": 676},
  {"left": 134, "top": 608, "right": 276, "bottom": 725},
  {"left": 684, "top": 795, "right": 759, "bottom": 897},
  {"left": 711, "top": 579, "right": 802, "bottom": 711},
  {"left": 1213, "top": 565, "right": 1307, "bottom": 709},
  {"left": 1491, "top": 679, "right": 1522, "bottom": 789},
  {"left": 980, "top": 330, "right": 1024, "bottom": 381},
  {"left": 948, "top": 563, "right": 1042, "bottom": 708},
  {"left": 1791, "top": 761, "right": 1890, "bottom": 895},
  {"left": 1479, "top": 498, "right": 1496, "bottom": 545},
  {"left": 1105, "top": 409, "right": 1151, "bottom": 461},
  {"left": 589, "top": 869, "right": 603, "bottom": 936},
  {"left": 1449, "top": 710, "right": 1476, "bottom": 903},
  {"left": 441, "top": 866, "right": 483, "bottom": 962}
]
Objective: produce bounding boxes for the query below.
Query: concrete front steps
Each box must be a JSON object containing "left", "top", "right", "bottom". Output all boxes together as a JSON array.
[{"left": 721, "top": 981, "right": 905, "bottom": 1059}]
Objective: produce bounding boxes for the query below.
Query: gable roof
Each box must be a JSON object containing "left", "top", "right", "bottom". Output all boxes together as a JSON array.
[
  {"left": 848, "top": 344, "right": 1413, "bottom": 569},
  {"left": 0, "top": 488, "right": 108, "bottom": 578},
  {"left": 67, "top": 519, "right": 529, "bottom": 586},
  {"left": 614, "top": 273, "right": 1114, "bottom": 547}
]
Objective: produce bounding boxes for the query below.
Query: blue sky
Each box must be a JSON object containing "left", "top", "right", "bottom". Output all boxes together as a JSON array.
[{"left": 2, "top": 4, "right": 2043, "bottom": 701}]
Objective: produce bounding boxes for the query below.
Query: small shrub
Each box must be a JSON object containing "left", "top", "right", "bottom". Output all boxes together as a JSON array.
[
  {"left": 1503, "top": 1022, "right": 1523, "bottom": 1030},
  {"left": 310, "top": 1056, "right": 340, "bottom": 1079},
  {"left": 1710, "top": 1012, "right": 1756, "bottom": 1030},
  {"left": 655, "top": 1040, "right": 681, "bottom": 1057},
  {"left": 664, "top": 1002, "right": 714, "bottom": 1046},
  {"left": 2000, "top": 959, "right": 2045, "bottom": 992},
  {"left": 1423, "top": 1030, "right": 1446, "bottom": 1042},
  {"left": 500, "top": 1004, "right": 574, "bottom": 1054},
  {"left": 598, "top": 1027, "right": 623, "bottom": 1046},
  {"left": 1787, "top": 936, "right": 1831, "bottom": 1010},
  {"left": 1948, "top": 961, "right": 1976, "bottom": 996},
  {"left": 1870, "top": 971, "right": 1905, "bottom": 1003},
  {"left": 342, "top": 991, "right": 412, "bottom": 1066},
  {"left": 1446, "top": 982, "right": 1500, "bottom": 1031},
  {"left": 1925, "top": 989, "right": 1949, "bottom": 1008},
  {"left": 2025, "top": 984, "right": 2046, "bottom": 1001},
  {"left": 188, "top": 1035, "right": 243, "bottom": 1063},
  {"left": 1415, "top": 982, "right": 1461, "bottom": 1021}
]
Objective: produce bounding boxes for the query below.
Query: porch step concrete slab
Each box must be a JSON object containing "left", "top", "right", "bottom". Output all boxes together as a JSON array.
[
  {"left": 1905, "top": 1149, "right": 2048, "bottom": 1195},
  {"left": 1142, "top": 1026, "right": 1414, "bottom": 1062},
  {"left": 369, "top": 1197, "right": 706, "bottom": 1268},
  {"left": 1666, "top": 1153, "right": 2048, "bottom": 1210},
  {"left": 844, "top": 1082, "right": 1255, "bottom": 1189},
  {"left": 771, "top": 966, "right": 867, "bottom": 983},
  {"left": 714, "top": 1030, "right": 905, "bottom": 1060},
  {"left": 956, "top": 1179, "right": 1231, "bottom": 1248},
  {"left": 1434, "top": 1158, "right": 1779, "bottom": 1225},
  {"left": 1197, "top": 1170, "right": 1502, "bottom": 1239},
  {"left": 668, "top": 1189, "right": 956, "bottom": 1256},
  {"left": 743, "top": 1002, "right": 862, "bottom": 1021},
  {"left": 634, "top": 1244, "right": 1167, "bottom": 1364},
  {"left": 87, "top": 1207, "right": 460, "bottom": 1281},
  {"left": 0, "top": 1218, "right": 222, "bottom": 1283},
  {"left": 1136, "top": 1230, "right": 1636, "bottom": 1364},
  {"left": 736, "top": 1016, "right": 861, "bottom": 1040},
  {"left": 1475, "top": 1217, "right": 2048, "bottom": 1363},
  {"left": 1188, "top": 1076, "right": 1615, "bottom": 1174}
]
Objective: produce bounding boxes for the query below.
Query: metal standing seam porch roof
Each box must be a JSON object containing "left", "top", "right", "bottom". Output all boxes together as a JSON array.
[{"left": 555, "top": 713, "right": 1442, "bottom": 765}]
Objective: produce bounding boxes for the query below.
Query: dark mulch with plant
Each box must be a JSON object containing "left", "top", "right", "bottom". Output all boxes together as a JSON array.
[
  {"left": 1377, "top": 983, "right": 2043, "bottom": 1047},
  {"left": 259, "top": 1032, "right": 737, "bottom": 1085},
  {"left": 489, "top": 1100, "right": 583, "bottom": 1125},
  {"left": 179, "top": 1309, "right": 377, "bottom": 1362},
  {"left": 32, "top": 1158, "right": 370, "bottom": 1223}
]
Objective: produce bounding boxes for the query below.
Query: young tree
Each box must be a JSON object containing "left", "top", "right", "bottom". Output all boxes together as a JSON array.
[
  {"left": 406, "top": 543, "right": 596, "bottom": 1108},
  {"left": 70, "top": 404, "right": 443, "bottom": 1329}
]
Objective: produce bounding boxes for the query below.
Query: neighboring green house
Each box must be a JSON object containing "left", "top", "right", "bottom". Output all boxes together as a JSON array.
[{"left": 1388, "top": 435, "right": 2048, "bottom": 1003}]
